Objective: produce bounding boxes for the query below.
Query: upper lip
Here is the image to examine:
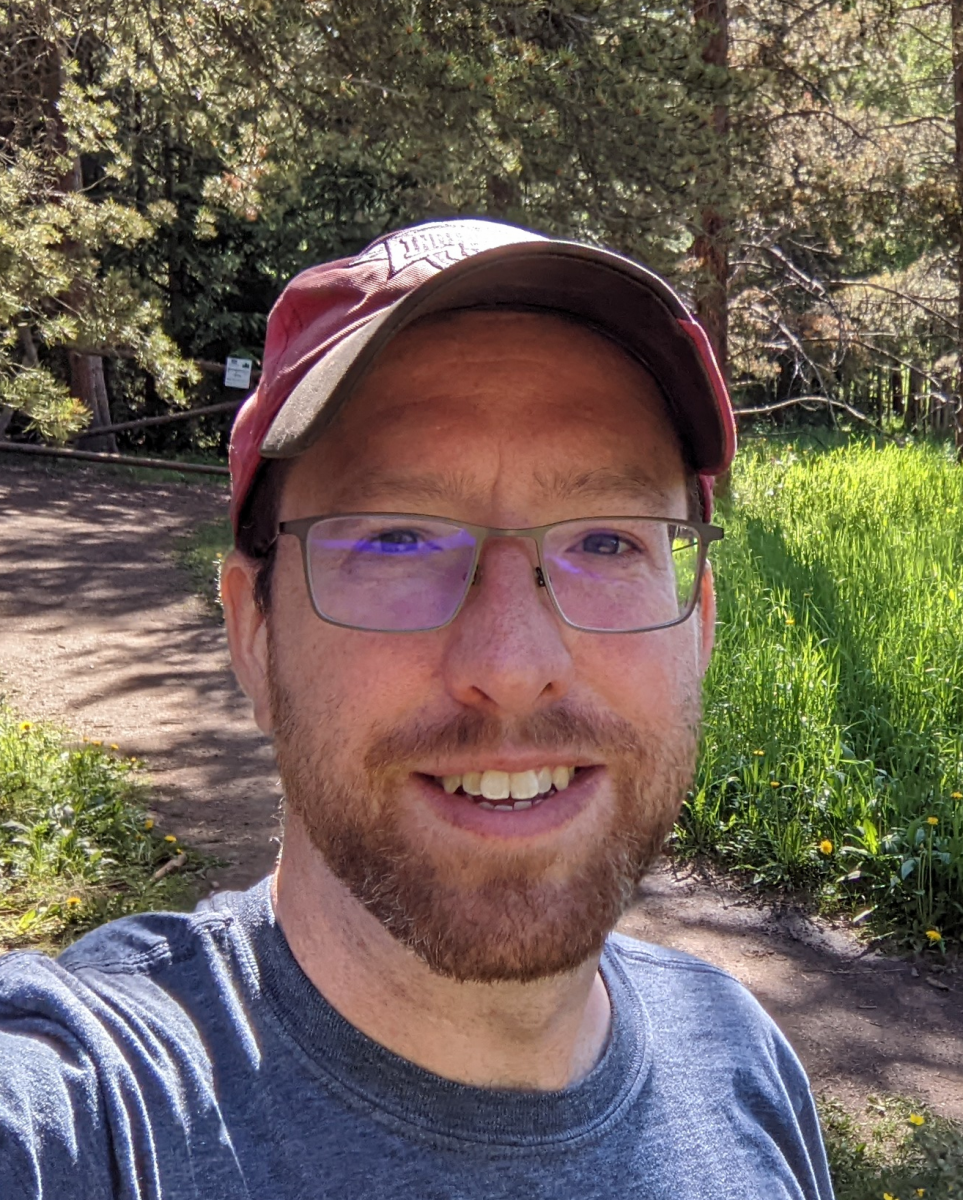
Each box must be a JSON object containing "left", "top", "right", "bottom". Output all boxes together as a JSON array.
[{"left": 417, "top": 757, "right": 599, "bottom": 775}]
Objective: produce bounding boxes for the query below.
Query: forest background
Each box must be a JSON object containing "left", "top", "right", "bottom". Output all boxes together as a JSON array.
[{"left": 3, "top": 0, "right": 963, "bottom": 456}]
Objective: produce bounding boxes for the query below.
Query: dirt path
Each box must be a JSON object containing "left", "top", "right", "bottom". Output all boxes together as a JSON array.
[{"left": 1, "top": 455, "right": 960, "bottom": 1121}]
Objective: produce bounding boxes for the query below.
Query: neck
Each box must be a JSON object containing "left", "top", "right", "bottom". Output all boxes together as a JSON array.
[{"left": 272, "top": 817, "right": 612, "bottom": 1091}]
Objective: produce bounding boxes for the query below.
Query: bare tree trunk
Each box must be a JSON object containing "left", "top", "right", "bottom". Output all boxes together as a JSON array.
[
  {"left": 40, "top": 32, "right": 116, "bottom": 451},
  {"left": 69, "top": 353, "right": 117, "bottom": 451},
  {"left": 952, "top": 0, "right": 963, "bottom": 459},
  {"left": 692, "top": 0, "right": 730, "bottom": 381}
]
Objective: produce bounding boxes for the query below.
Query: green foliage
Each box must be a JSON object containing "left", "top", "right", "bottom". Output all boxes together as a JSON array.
[
  {"left": 0, "top": 703, "right": 203, "bottom": 953},
  {"left": 820, "top": 1095, "right": 963, "bottom": 1199},
  {"left": 682, "top": 437, "right": 963, "bottom": 947},
  {"left": 173, "top": 516, "right": 232, "bottom": 617}
]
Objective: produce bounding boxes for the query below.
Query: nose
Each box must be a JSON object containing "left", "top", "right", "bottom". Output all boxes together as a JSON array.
[{"left": 441, "top": 538, "right": 575, "bottom": 715}]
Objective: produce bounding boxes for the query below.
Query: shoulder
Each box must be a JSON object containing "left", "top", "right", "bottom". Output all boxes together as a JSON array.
[{"left": 604, "top": 931, "right": 801, "bottom": 1074}]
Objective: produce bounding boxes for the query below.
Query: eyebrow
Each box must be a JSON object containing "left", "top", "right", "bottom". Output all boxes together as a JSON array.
[{"left": 334, "top": 465, "right": 673, "bottom": 511}]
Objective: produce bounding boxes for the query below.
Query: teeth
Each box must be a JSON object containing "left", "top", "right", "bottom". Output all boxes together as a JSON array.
[
  {"left": 509, "top": 769, "right": 540, "bottom": 800},
  {"left": 480, "top": 770, "right": 511, "bottom": 800},
  {"left": 435, "top": 765, "right": 578, "bottom": 804}
]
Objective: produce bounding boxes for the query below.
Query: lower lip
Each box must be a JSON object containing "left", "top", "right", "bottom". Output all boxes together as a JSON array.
[{"left": 412, "top": 768, "right": 603, "bottom": 839}]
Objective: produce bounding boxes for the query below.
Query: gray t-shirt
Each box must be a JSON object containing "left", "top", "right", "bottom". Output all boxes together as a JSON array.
[{"left": 0, "top": 879, "right": 833, "bottom": 1198}]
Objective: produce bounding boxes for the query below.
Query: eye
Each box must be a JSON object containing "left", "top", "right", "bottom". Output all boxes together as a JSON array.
[
  {"left": 360, "top": 528, "right": 425, "bottom": 554},
  {"left": 577, "top": 531, "right": 641, "bottom": 556}
]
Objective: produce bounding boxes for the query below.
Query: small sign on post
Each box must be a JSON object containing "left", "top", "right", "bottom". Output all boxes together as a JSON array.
[{"left": 224, "top": 356, "right": 253, "bottom": 390}]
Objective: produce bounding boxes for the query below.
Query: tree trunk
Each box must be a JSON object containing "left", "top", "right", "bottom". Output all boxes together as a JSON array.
[
  {"left": 39, "top": 37, "right": 118, "bottom": 451},
  {"left": 69, "top": 353, "right": 117, "bottom": 452},
  {"left": 692, "top": 0, "right": 730, "bottom": 381},
  {"left": 952, "top": 0, "right": 963, "bottom": 459}
]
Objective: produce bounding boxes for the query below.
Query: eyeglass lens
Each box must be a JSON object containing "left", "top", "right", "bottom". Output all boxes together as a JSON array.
[{"left": 303, "top": 515, "right": 703, "bottom": 632}]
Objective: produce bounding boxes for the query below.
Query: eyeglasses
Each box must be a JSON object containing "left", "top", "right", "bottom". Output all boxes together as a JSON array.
[{"left": 276, "top": 513, "right": 723, "bottom": 634}]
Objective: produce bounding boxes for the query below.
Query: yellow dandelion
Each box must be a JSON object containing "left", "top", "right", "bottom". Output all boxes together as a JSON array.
[
  {"left": 909, "top": 1113, "right": 925, "bottom": 1126},
  {"left": 18, "top": 721, "right": 32, "bottom": 732},
  {"left": 770, "top": 780, "right": 781, "bottom": 788},
  {"left": 144, "top": 818, "right": 154, "bottom": 830},
  {"left": 884, "top": 1192, "right": 896, "bottom": 1200},
  {"left": 917, "top": 1189, "right": 926, "bottom": 1196},
  {"left": 752, "top": 749, "right": 765, "bottom": 757},
  {"left": 109, "top": 743, "right": 119, "bottom": 751},
  {"left": 65, "top": 896, "right": 81, "bottom": 908},
  {"left": 164, "top": 834, "right": 177, "bottom": 843},
  {"left": 819, "top": 839, "right": 833, "bottom": 855},
  {"left": 925, "top": 930, "right": 941, "bottom": 943},
  {"left": 90, "top": 739, "right": 102, "bottom": 746},
  {"left": 925, "top": 816, "right": 939, "bottom": 826},
  {"left": 951, "top": 792, "right": 962, "bottom": 800},
  {"left": 785, "top": 617, "right": 795, "bottom": 626}
]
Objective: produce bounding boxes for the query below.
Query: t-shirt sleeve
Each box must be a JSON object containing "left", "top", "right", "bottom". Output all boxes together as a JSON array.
[
  {"left": 0, "top": 951, "right": 171, "bottom": 1200},
  {"left": 0, "top": 957, "right": 117, "bottom": 1198}
]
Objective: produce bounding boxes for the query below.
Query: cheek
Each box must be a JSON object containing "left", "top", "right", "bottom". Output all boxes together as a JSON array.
[
  {"left": 272, "top": 616, "right": 445, "bottom": 742},
  {"left": 577, "top": 630, "right": 701, "bottom": 728}
]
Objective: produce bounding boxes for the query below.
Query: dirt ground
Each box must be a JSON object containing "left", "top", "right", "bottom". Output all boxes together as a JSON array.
[{"left": 1, "top": 455, "right": 960, "bottom": 1121}]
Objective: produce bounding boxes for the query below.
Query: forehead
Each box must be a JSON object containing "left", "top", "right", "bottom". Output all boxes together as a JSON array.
[{"left": 281, "top": 310, "right": 687, "bottom": 515}]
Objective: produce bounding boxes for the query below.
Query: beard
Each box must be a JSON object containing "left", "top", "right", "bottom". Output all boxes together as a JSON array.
[{"left": 270, "top": 653, "right": 701, "bottom": 985}]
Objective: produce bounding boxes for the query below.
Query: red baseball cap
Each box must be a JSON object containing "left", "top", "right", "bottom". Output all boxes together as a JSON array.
[{"left": 229, "top": 217, "right": 736, "bottom": 531}]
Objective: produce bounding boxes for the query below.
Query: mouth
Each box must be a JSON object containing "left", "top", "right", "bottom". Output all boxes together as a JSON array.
[{"left": 420, "top": 765, "right": 587, "bottom": 811}]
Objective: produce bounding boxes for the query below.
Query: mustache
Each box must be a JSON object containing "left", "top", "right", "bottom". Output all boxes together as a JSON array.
[{"left": 363, "top": 704, "right": 649, "bottom": 773}]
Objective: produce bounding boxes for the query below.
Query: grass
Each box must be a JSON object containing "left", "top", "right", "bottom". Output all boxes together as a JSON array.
[
  {"left": 0, "top": 702, "right": 205, "bottom": 953},
  {"left": 681, "top": 437, "right": 963, "bottom": 951},
  {"left": 174, "top": 514, "right": 232, "bottom": 617},
  {"left": 820, "top": 1094, "right": 963, "bottom": 1199}
]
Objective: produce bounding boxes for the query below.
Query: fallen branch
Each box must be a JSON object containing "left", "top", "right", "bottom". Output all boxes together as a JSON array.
[
  {"left": 0, "top": 441, "right": 230, "bottom": 476},
  {"left": 151, "top": 853, "right": 187, "bottom": 883},
  {"left": 67, "top": 399, "right": 244, "bottom": 441},
  {"left": 733, "top": 394, "right": 890, "bottom": 432}
]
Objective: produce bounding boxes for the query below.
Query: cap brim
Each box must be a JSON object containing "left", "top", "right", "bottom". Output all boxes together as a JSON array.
[{"left": 260, "top": 240, "right": 730, "bottom": 474}]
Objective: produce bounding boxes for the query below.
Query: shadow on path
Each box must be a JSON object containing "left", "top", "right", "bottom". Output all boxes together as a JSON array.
[{"left": 0, "top": 459, "right": 279, "bottom": 887}]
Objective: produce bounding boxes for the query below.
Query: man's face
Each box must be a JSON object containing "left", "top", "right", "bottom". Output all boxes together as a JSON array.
[{"left": 235, "top": 310, "right": 714, "bottom": 983}]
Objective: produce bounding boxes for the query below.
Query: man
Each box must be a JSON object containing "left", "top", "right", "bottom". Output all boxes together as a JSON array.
[{"left": 0, "top": 219, "right": 833, "bottom": 1198}]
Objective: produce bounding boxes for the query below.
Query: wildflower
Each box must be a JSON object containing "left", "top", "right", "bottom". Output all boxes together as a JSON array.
[
  {"left": 909, "top": 1113, "right": 925, "bottom": 1126},
  {"left": 164, "top": 834, "right": 177, "bottom": 843},
  {"left": 785, "top": 617, "right": 795, "bottom": 626},
  {"left": 925, "top": 930, "right": 941, "bottom": 943},
  {"left": 65, "top": 896, "right": 81, "bottom": 908},
  {"left": 90, "top": 739, "right": 102, "bottom": 746},
  {"left": 916, "top": 1190, "right": 926, "bottom": 1196},
  {"left": 818, "top": 839, "right": 833, "bottom": 855},
  {"left": 770, "top": 780, "right": 781, "bottom": 788},
  {"left": 144, "top": 819, "right": 154, "bottom": 831},
  {"left": 110, "top": 743, "right": 119, "bottom": 751},
  {"left": 951, "top": 792, "right": 962, "bottom": 800},
  {"left": 925, "top": 816, "right": 939, "bottom": 826},
  {"left": 883, "top": 1192, "right": 897, "bottom": 1200},
  {"left": 752, "top": 749, "right": 765, "bottom": 757},
  {"left": 18, "top": 721, "right": 32, "bottom": 732}
]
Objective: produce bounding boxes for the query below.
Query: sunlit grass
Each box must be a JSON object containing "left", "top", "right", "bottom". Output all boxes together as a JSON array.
[
  {"left": 683, "top": 438, "right": 963, "bottom": 947},
  {"left": 820, "top": 1094, "right": 963, "bottom": 1199},
  {"left": 0, "top": 703, "right": 204, "bottom": 953}
]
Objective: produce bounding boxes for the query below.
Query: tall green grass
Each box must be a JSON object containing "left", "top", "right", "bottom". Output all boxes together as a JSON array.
[
  {"left": 684, "top": 439, "right": 963, "bottom": 947},
  {"left": 0, "top": 704, "right": 201, "bottom": 952}
]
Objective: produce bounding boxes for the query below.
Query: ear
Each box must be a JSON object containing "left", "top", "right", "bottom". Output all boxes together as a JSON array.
[
  {"left": 697, "top": 560, "right": 716, "bottom": 678},
  {"left": 221, "top": 549, "right": 275, "bottom": 735}
]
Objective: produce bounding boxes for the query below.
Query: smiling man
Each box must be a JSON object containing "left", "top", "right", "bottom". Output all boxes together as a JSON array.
[{"left": 0, "top": 219, "right": 833, "bottom": 1199}]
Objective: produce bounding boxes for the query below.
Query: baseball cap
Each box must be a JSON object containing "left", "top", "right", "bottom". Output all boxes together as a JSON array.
[{"left": 229, "top": 217, "right": 736, "bottom": 532}]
